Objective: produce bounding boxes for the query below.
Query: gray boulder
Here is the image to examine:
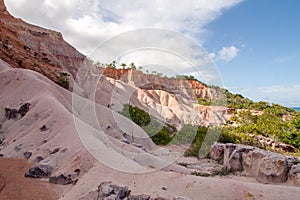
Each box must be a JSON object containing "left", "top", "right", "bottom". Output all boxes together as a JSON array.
[
  {"left": 257, "top": 153, "right": 289, "bottom": 184},
  {"left": 25, "top": 165, "right": 53, "bottom": 178},
  {"left": 242, "top": 148, "right": 268, "bottom": 177},
  {"left": 97, "top": 181, "right": 131, "bottom": 200}
]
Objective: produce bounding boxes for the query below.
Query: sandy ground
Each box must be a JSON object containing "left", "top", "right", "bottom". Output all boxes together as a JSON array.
[
  {"left": 61, "top": 160, "right": 300, "bottom": 200},
  {"left": 0, "top": 158, "right": 62, "bottom": 200}
]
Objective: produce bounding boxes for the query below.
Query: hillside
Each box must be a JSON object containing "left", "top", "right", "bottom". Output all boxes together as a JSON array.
[{"left": 0, "top": 0, "right": 85, "bottom": 85}]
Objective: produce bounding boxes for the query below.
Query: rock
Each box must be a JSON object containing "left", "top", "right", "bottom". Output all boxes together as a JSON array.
[
  {"left": 34, "top": 156, "right": 44, "bottom": 163},
  {"left": 288, "top": 164, "right": 300, "bottom": 186},
  {"left": 0, "top": 154, "right": 3, "bottom": 157},
  {"left": 23, "top": 152, "right": 32, "bottom": 159},
  {"left": 18, "top": 103, "right": 30, "bottom": 118},
  {"left": 0, "top": 136, "right": 4, "bottom": 145},
  {"left": 4, "top": 103, "right": 31, "bottom": 120},
  {"left": 74, "top": 168, "right": 81, "bottom": 175},
  {"left": 223, "top": 143, "right": 245, "bottom": 171},
  {"left": 128, "top": 194, "right": 151, "bottom": 200},
  {"left": 242, "top": 148, "right": 268, "bottom": 177},
  {"left": 286, "top": 156, "right": 299, "bottom": 169},
  {"left": 251, "top": 134, "right": 298, "bottom": 153},
  {"left": 25, "top": 165, "right": 53, "bottom": 178},
  {"left": 5, "top": 108, "right": 18, "bottom": 120},
  {"left": 257, "top": 153, "right": 289, "bottom": 184},
  {"left": 51, "top": 148, "right": 60, "bottom": 154},
  {"left": 49, "top": 174, "right": 77, "bottom": 185},
  {"left": 97, "top": 181, "right": 131, "bottom": 200},
  {"left": 210, "top": 143, "right": 224, "bottom": 162},
  {"left": 40, "top": 125, "right": 49, "bottom": 131}
]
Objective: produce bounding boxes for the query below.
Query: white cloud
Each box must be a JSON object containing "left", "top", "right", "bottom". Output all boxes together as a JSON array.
[
  {"left": 5, "top": 0, "right": 243, "bottom": 55},
  {"left": 212, "top": 45, "right": 240, "bottom": 62}
]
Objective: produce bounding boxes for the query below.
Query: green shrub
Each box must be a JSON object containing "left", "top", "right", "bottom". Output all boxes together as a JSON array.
[
  {"left": 58, "top": 72, "right": 70, "bottom": 89},
  {"left": 150, "top": 126, "right": 173, "bottom": 145},
  {"left": 120, "top": 104, "right": 151, "bottom": 127}
]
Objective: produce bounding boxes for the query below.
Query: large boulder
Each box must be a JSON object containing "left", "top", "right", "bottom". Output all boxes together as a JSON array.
[
  {"left": 25, "top": 165, "right": 53, "bottom": 178},
  {"left": 242, "top": 148, "right": 268, "bottom": 177},
  {"left": 257, "top": 153, "right": 289, "bottom": 184},
  {"left": 223, "top": 144, "right": 254, "bottom": 171},
  {"left": 97, "top": 181, "right": 131, "bottom": 200}
]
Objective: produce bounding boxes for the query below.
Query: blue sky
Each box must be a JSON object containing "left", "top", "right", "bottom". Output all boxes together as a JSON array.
[
  {"left": 204, "top": 0, "right": 300, "bottom": 106},
  {"left": 5, "top": 0, "right": 300, "bottom": 106}
]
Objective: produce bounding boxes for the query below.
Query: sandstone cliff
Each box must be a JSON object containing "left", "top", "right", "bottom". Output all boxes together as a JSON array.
[
  {"left": 101, "top": 67, "right": 219, "bottom": 100},
  {"left": 0, "top": 0, "right": 85, "bottom": 83}
]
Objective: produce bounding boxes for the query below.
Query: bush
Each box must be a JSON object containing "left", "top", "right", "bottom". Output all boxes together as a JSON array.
[
  {"left": 120, "top": 104, "right": 151, "bottom": 127},
  {"left": 150, "top": 126, "right": 173, "bottom": 145},
  {"left": 58, "top": 72, "right": 70, "bottom": 89}
]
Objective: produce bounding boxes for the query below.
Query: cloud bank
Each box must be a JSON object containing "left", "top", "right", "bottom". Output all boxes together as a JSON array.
[{"left": 5, "top": 0, "right": 242, "bottom": 55}]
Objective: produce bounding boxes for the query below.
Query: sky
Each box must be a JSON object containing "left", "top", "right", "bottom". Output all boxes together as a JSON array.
[{"left": 4, "top": 0, "right": 300, "bottom": 107}]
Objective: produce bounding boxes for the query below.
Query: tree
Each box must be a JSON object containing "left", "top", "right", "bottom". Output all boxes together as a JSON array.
[
  {"left": 129, "top": 62, "right": 136, "bottom": 69},
  {"left": 120, "top": 63, "right": 127, "bottom": 69}
]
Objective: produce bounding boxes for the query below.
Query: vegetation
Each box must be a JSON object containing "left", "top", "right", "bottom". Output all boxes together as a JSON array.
[
  {"left": 119, "top": 104, "right": 151, "bottom": 126},
  {"left": 226, "top": 105, "right": 300, "bottom": 149},
  {"left": 120, "top": 104, "right": 175, "bottom": 145},
  {"left": 58, "top": 72, "right": 70, "bottom": 89}
]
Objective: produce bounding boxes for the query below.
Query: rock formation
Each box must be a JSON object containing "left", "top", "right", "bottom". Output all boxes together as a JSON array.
[{"left": 210, "top": 143, "right": 300, "bottom": 185}]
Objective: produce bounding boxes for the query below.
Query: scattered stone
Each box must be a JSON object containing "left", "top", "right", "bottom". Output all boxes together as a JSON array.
[
  {"left": 0, "top": 154, "right": 3, "bottom": 157},
  {"left": 18, "top": 103, "right": 31, "bottom": 118},
  {"left": 14, "top": 144, "right": 22, "bottom": 152},
  {"left": 23, "top": 152, "right": 32, "bottom": 159},
  {"left": 97, "top": 181, "right": 131, "bottom": 200},
  {"left": 132, "top": 143, "right": 144, "bottom": 149},
  {"left": 40, "top": 125, "right": 48, "bottom": 131},
  {"left": 49, "top": 174, "right": 76, "bottom": 185},
  {"left": 34, "top": 156, "right": 44, "bottom": 163},
  {"left": 121, "top": 139, "right": 130, "bottom": 144},
  {"left": 161, "top": 187, "right": 167, "bottom": 191},
  {"left": 128, "top": 194, "right": 151, "bottom": 200},
  {"left": 4, "top": 103, "right": 31, "bottom": 120},
  {"left": 74, "top": 169, "right": 81, "bottom": 175},
  {"left": 61, "top": 148, "right": 68, "bottom": 153},
  {"left": 51, "top": 148, "right": 60, "bottom": 155},
  {"left": 25, "top": 165, "right": 53, "bottom": 178},
  {"left": 5, "top": 108, "right": 18, "bottom": 119}
]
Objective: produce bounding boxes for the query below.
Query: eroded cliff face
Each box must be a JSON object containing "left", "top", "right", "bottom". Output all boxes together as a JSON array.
[
  {"left": 101, "top": 68, "right": 221, "bottom": 100},
  {"left": 0, "top": 0, "right": 85, "bottom": 83}
]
